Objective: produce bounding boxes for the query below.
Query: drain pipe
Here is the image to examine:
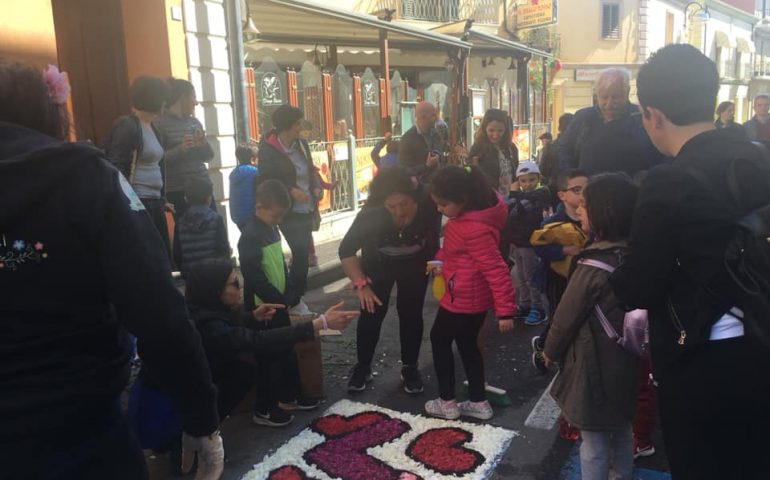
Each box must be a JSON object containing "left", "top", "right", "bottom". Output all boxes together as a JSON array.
[{"left": 224, "top": 0, "right": 250, "bottom": 144}]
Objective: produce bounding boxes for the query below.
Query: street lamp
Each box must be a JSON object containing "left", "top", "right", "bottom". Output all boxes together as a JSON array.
[
  {"left": 683, "top": 2, "right": 711, "bottom": 30},
  {"left": 683, "top": 2, "right": 710, "bottom": 53}
]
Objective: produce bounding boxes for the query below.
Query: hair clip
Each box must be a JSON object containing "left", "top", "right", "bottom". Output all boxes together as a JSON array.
[{"left": 43, "top": 65, "right": 71, "bottom": 105}]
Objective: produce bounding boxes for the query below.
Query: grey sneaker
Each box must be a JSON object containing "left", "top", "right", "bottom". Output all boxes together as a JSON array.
[
  {"left": 458, "top": 400, "right": 493, "bottom": 420},
  {"left": 424, "top": 398, "right": 460, "bottom": 420}
]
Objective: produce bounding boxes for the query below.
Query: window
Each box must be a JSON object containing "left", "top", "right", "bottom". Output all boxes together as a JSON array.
[
  {"left": 665, "top": 12, "right": 674, "bottom": 45},
  {"left": 602, "top": 3, "right": 620, "bottom": 40}
]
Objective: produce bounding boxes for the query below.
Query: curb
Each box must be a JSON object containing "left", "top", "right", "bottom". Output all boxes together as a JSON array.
[{"left": 307, "top": 259, "right": 346, "bottom": 291}]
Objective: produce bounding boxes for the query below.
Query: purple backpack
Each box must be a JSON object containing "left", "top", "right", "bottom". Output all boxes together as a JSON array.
[{"left": 579, "top": 258, "right": 650, "bottom": 357}]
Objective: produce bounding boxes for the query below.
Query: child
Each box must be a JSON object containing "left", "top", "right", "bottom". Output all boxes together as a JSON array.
[
  {"left": 508, "top": 161, "right": 552, "bottom": 326},
  {"left": 371, "top": 132, "right": 400, "bottom": 170},
  {"left": 229, "top": 145, "right": 259, "bottom": 231},
  {"left": 543, "top": 173, "right": 641, "bottom": 480},
  {"left": 530, "top": 169, "right": 589, "bottom": 373},
  {"left": 173, "top": 178, "right": 230, "bottom": 275},
  {"left": 185, "top": 258, "right": 358, "bottom": 420},
  {"left": 238, "top": 179, "right": 317, "bottom": 426},
  {"left": 424, "top": 166, "right": 516, "bottom": 421}
]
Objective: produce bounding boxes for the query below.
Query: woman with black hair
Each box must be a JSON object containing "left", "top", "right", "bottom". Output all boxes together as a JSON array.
[
  {"left": 338, "top": 167, "right": 441, "bottom": 394},
  {"left": 153, "top": 78, "right": 215, "bottom": 217},
  {"left": 469, "top": 108, "right": 519, "bottom": 196},
  {"left": 543, "top": 173, "right": 641, "bottom": 480},
  {"left": 183, "top": 258, "right": 358, "bottom": 420},
  {"left": 104, "top": 76, "right": 173, "bottom": 256}
]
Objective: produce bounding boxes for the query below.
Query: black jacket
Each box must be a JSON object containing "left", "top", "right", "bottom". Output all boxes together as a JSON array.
[
  {"left": 610, "top": 128, "right": 770, "bottom": 374},
  {"left": 103, "top": 114, "right": 167, "bottom": 198},
  {"left": 0, "top": 122, "right": 218, "bottom": 441},
  {"left": 238, "top": 216, "right": 298, "bottom": 311},
  {"left": 191, "top": 305, "right": 314, "bottom": 380},
  {"left": 257, "top": 130, "right": 320, "bottom": 205},
  {"left": 558, "top": 104, "right": 666, "bottom": 176},
  {"left": 173, "top": 205, "right": 230, "bottom": 274},
  {"left": 338, "top": 190, "right": 440, "bottom": 274},
  {"left": 398, "top": 125, "right": 443, "bottom": 179}
]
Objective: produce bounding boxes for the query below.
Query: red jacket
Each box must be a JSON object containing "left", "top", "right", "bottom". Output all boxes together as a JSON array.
[{"left": 436, "top": 196, "right": 517, "bottom": 317}]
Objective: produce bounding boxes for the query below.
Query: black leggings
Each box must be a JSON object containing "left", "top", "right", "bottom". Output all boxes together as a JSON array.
[
  {"left": 280, "top": 212, "right": 315, "bottom": 297},
  {"left": 356, "top": 261, "right": 429, "bottom": 367},
  {"left": 430, "top": 307, "right": 487, "bottom": 402}
]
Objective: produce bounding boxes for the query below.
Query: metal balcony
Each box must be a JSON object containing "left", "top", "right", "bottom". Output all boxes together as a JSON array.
[{"left": 373, "top": 0, "right": 499, "bottom": 25}]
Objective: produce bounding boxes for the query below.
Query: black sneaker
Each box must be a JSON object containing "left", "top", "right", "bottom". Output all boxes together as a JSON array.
[
  {"left": 252, "top": 407, "right": 294, "bottom": 427},
  {"left": 514, "top": 305, "right": 530, "bottom": 322},
  {"left": 531, "top": 336, "right": 549, "bottom": 374},
  {"left": 347, "top": 364, "right": 372, "bottom": 392},
  {"left": 401, "top": 365, "right": 424, "bottom": 394},
  {"left": 279, "top": 396, "right": 320, "bottom": 411}
]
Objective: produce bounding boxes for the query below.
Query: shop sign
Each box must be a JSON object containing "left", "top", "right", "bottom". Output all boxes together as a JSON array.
[
  {"left": 515, "top": 0, "right": 558, "bottom": 30},
  {"left": 261, "top": 72, "right": 283, "bottom": 106}
]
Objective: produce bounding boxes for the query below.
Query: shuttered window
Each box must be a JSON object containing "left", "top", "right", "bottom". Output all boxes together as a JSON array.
[{"left": 602, "top": 3, "right": 620, "bottom": 40}]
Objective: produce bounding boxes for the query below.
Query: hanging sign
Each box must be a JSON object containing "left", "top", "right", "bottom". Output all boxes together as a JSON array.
[{"left": 515, "top": 0, "right": 558, "bottom": 30}]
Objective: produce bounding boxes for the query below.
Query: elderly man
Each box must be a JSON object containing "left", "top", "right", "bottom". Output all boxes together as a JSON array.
[
  {"left": 743, "top": 93, "right": 770, "bottom": 143},
  {"left": 399, "top": 101, "right": 444, "bottom": 179},
  {"left": 558, "top": 68, "right": 664, "bottom": 176}
]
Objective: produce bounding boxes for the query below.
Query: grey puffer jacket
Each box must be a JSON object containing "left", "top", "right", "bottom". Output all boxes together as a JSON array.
[{"left": 545, "top": 240, "right": 641, "bottom": 431}]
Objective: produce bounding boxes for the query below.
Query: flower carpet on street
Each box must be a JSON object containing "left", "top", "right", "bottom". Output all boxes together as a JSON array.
[{"left": 242, "top": 399, "right": 517, "bottom": 480}]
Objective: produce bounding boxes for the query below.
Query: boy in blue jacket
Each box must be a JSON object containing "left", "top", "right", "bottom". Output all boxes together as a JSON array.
[{"left": 229, "top": 145, "right": 259, "bottom": 231}]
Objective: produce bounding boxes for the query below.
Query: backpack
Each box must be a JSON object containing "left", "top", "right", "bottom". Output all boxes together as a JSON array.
[
  {"left": 685, "top": 151, "right": 770, "bottom": 347},
  {"left": 578, "top": 258, "right": 650, "bottom": 357}
]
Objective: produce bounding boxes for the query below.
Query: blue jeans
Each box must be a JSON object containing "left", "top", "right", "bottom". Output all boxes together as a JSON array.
[{"left": 579, "top": 425, "right": 634, "bottom": 480}]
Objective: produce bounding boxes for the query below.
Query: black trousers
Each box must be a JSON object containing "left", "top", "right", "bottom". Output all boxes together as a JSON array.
[
  {"left": 250, "top": 310, "right": 302, "bottom": 409},
  {"left": 430, "top": 307, "right": 487, "bottom": 402},
  {"left": 140, "top": 197, "right": 171, "bottom": 260},
  {"left": 279, "top": 211, "right": 315, "bottom": 297},
  {"left": 657, "top": 336, "right": 770, "bottom": 480},
  {"left": 356, "top": 260, "right": 429, "bottom": 367},
  {"left": 538, "top": 270, "right": 568, "bottom": 343}
]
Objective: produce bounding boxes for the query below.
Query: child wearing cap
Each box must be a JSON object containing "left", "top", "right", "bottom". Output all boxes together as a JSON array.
[{"left": 507, "top": 161, "right": 552, "bottom": 326}]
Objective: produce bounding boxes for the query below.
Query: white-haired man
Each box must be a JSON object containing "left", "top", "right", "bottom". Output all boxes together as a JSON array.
[{"left": 558, "top": 68, "right": 665, "bottom": 176}]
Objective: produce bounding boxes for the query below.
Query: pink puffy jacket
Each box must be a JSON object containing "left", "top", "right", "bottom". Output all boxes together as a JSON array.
[{"left": 435, "top": 195, "right": 517, "bottom": 317}]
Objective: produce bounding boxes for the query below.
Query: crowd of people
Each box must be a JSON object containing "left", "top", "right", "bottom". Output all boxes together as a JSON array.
[{"left": 1, "top": 42, "right": 769, "bottom": 480}]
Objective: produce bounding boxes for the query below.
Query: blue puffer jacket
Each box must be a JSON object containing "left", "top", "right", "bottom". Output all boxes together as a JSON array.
[{"left": 229, "top": 164, "right": 258, "bottom": 227}]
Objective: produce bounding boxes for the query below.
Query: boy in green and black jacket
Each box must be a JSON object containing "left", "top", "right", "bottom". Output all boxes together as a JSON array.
[{"left": 238, "top": 180, "right": 318, "bottom": 427}]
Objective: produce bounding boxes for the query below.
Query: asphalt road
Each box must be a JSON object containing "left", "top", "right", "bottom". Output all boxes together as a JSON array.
[{"left": 147, "top": 275, "right": 669, "bottom": 480}]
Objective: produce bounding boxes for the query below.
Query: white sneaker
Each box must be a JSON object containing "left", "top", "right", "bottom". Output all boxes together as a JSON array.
[
  {"left": 291, "top": 300, "right": 315, "bottom": 316},
  {"left": 458, "top": 400, "right": 493, "bottom": 420},
  {"left": 424, "top": 398, "right": 460, "bottom": 420}
]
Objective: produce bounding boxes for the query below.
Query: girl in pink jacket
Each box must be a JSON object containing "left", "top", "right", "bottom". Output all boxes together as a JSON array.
[{"left": 425, "top": 166, "right": 517, "bottom": 421}]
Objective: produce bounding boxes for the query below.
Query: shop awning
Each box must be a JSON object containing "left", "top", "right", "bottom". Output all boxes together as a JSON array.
[
  {"left": 430, "top": 23, "right": 552, "bottom": 59},
  {"left": 736, "top": 36, "right": 756, "bottom": 53},
  {"left": 247, "top": 0, "right": 471, "bottom": 51},
  {"left": 714, "top": 30, "right": 737, "bottom": 49}
]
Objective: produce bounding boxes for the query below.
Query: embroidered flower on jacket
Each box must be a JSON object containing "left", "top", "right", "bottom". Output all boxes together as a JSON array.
[{"left": 13, "top": 240, "right": 25, "bottom": 251}]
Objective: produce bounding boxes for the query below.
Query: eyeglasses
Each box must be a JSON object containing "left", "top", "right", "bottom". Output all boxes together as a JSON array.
[{"left": 563, "top": 186, "right": 584, "bottom": 194}]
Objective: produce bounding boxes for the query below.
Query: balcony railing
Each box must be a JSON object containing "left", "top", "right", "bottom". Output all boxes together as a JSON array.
[{"left": 373, "top": 0, "right": 499, "bottom": 25}]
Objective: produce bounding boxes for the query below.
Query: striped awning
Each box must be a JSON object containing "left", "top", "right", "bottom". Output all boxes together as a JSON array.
[
  {"left": 431, "top": 22, "right": 553, "bottom": 59},
  {"left": 248, "top": 0, "right": 471, "bottom": 51}
]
